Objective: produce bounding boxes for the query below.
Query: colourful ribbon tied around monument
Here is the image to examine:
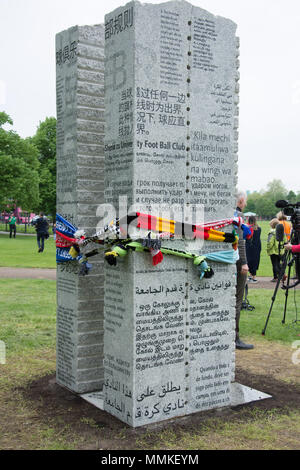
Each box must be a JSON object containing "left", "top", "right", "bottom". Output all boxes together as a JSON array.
[
  {"left": 104, "top": 239, "right": 239, "bottom": 280},
  {"left": 55, "top": 212, "right": 252, "bottom": 278},
  {"left": 55, "top": 214, "right": 83, "bottom": 263}
]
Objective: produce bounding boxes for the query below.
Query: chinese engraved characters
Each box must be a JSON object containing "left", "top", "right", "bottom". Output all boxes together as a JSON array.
[
  {"left": 56, "top": 41, "right": 78, "bottom": 66},
  {"left": 136, "top": 87, "right": 186, "bottom": 135},
  {"left": 119, "top": 87, "right": 133, "bottom": 137},
  {"left": 105, "top": 6, "right": 134, "bottom": 39}
]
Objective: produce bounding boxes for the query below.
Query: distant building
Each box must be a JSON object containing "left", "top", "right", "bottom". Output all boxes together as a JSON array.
[{"left": 1, "top": 207, "right": 36, "bottom": 224}]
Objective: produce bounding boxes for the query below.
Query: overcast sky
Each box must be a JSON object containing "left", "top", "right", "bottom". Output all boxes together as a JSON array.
[{"left": 0, "top": 0, "right": 299, "bottom": 194}]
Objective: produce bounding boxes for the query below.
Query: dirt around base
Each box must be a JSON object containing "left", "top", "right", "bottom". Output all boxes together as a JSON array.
[{"left": 19, "top": 341, "right": 300, "bottom": 450}]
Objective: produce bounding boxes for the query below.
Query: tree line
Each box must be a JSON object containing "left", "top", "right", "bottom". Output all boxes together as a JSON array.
[
  {"left": 0, "top": 112, "right": 56, "bottom": 220},
  {"left": 245, "top": 180, "right": 300, "bottom": 219}
]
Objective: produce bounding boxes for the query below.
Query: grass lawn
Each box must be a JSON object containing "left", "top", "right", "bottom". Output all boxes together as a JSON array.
[
  {"left": 0, "top": 279, "right": 56, "bottom": 354},
  {"left": 0, "top": 234, "right": 56, "bottom": 268},
  {"left": 0, "top": 278, "right": 300, "bottom": 450},
  {"left": 0, "top": 279, "right": 58, "bottom": 449},
  {"left": 240, "top": 287, "right": 300, "bottom": 344}
]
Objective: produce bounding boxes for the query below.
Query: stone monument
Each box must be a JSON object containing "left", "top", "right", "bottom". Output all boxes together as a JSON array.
[
  {"left": 55, "top": 1, "right": 271, "bottom": 426},
  {"left": 103, "top": 0, "right": 241, "bottom": 427},
  {"left": 56, "top": 25, "right": 105, "bottom": 394}
]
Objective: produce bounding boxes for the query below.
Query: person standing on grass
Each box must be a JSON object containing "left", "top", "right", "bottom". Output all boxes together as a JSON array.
[
  {"left": 8, "top": 212, "right": 17, "bottom": 238},
  {"left": 277, "top": 211, "right": 291, "bottom": 242},
  {"left": 35, "top": 212, "right": 49, "bottom": 253},
  {"left": 235, "top": 191, "right": 254, "bottom": 350},
  {"left": 267, "top": 218, "right": 282, "bottom": 282},
  {"left": 246, "top": 216, "right": 261, "bottom": 283}
]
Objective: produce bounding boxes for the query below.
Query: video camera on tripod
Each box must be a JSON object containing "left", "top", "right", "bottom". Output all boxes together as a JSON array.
[
  {"left": 262, "top": 200, "right": 300, "bottom": 335},
  {"left": 275, "top": 199, "right": 300, "bottom": 242},
  {"left": 275, "top": 200, "right": 300, "bottom": 283}
]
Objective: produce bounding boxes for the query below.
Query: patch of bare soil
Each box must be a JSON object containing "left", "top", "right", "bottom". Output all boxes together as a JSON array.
[{"left": 18, "top": 342, "right": 300, "bottom": 450}]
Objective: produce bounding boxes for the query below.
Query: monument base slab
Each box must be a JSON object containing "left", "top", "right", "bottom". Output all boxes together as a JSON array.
[
  {"left": 80, "top": 383, "right": 271, "bottom": 417},
  {"left": 230, "top": 383, "right": 272, "bottom": 407}
]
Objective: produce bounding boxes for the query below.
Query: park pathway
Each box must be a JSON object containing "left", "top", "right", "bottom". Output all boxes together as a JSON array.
[
  {"left": 1, "top": 266, "right": 298, "bottom": 288},
  {"left": 0, "top": 267, "right": 56, "bottom": 280},
  {"left": 0, "top": 231, "right": 36, "bottom": 237}
]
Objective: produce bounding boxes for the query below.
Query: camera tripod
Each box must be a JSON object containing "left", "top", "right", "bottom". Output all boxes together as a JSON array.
[{"left": 262, "top": 248, "right": 300, "bottom": 335}]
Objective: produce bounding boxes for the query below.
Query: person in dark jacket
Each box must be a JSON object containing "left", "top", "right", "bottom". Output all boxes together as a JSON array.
[
  {"left": 235, "top": 191, "right": 254, "bottom": 350},
  {"left": 35, "top": 212, "right": 49, "bottom": 253},
  {"left": 246, "top": 216, "right": 261, "bottom": 283}
]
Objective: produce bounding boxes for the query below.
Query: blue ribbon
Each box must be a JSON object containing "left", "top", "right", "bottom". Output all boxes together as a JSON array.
[
  {"left": 56, "top": 247, "right": 82, "bottom": 263},
  {"left": 205, "top": 249, "right": 239, "bottom": 264},
  {"left": 56, "top": 213, "right": 78, "bottom": 238}
]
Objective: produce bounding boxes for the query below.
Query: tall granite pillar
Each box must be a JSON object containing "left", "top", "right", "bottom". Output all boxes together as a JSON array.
[
  {"left": 103, "top": 0, "right": 240, "bottom": 427},
  {"left": 56, "top": 25, "right": 105, "bottom": 393}
]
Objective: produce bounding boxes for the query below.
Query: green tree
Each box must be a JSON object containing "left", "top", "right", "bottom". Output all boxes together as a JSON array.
[
  {"left": 265, "top": 179, "right": 287, "bottom": 204},
  {"left": 31, "top": 117, "right": 56, "bottom": 219},
  {"left": 255, "top": 197, "right": 276, "bottom": 219},
  {"left": 245, "top": 191, "right": 261, "bottom": 213},
  {"left": 0, "top": 113, "right": 39, "bottom": 210},
  {"left": 245, "top": 180, "right": 291, "bottom": 219},
  {"left": 287, "top": 190, "right": 297, "bottom": 204},
  {"left": 0, "top": 111, "right": 13, "bottom": 126}
]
